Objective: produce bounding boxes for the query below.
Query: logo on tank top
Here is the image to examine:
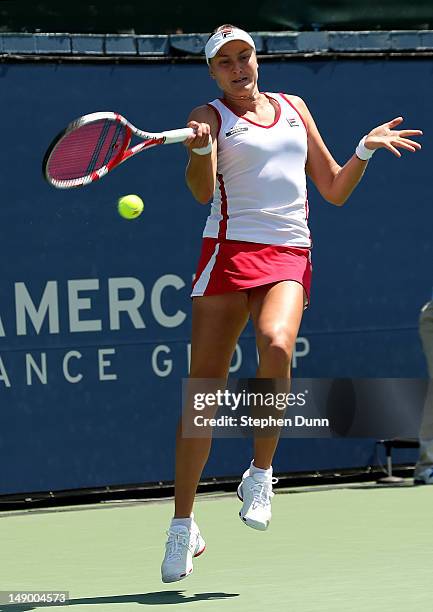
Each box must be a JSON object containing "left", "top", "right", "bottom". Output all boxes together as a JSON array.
[
  {"left": 287, "top": 117, "right": 300, "bottom": 127},
  {"left": 225, "top": 126, "right": 249, "bottom": 138}
]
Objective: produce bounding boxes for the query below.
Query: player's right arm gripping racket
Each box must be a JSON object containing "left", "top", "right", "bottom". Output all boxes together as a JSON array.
[{"left": 42, "top": 112, "right": 194, "bottom": 189}]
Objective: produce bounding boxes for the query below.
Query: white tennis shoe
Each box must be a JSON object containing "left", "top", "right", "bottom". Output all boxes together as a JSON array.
[
  {"left": 161, "top": 517, "right": 206, "bottom": 583},
  {"left": 237, "top": 467, "right": 278, "bottom": 531}
]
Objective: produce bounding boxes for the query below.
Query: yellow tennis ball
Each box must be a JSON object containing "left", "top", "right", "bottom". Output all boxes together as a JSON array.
[{"left": 117, "top": 194, "right": 144, "bottom": 219}]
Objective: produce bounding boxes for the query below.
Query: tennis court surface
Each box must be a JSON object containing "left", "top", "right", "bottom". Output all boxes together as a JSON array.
[{"left": 2, "top": 483, "right": 433, "bottom": 611}]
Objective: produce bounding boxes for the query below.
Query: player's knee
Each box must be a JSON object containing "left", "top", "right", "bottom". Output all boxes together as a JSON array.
[{"left": 257, "top": 328, "right": 296, "bottom": 363}]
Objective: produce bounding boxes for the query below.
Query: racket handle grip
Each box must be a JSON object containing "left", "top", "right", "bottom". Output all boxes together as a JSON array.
[{"left": 162, "top": 127, "right": 195, "bottom": 144}]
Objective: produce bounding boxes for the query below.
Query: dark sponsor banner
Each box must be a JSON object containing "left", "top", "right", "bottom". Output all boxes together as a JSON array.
[
  {"left": 182, "top": 379, "right": 428, "bottom": 438},
  {"left": 0, "top": 60, "right": 430, "bottom": 493}
]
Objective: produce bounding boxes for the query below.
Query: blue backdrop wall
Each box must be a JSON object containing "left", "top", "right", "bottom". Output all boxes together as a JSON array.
[{"left": 0, "top": 59, "right": 431, "bottom": 494}]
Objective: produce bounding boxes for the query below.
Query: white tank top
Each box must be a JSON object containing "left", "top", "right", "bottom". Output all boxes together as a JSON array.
[{"left": 202, "top": 92, "right": 311, "bottom": 247}]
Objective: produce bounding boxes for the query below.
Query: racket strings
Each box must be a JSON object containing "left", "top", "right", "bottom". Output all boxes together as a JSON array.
[
  {"left": 101, "top": 122, "right": 125, "bottom": 168},
  {"left": 47, "top": 120, "right": 128, "bottom": 181},
  {"left": 85, "top": 120, "right": 112, "bottom": 175}
]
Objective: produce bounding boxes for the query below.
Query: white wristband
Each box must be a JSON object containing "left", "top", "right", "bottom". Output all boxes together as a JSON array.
[
  {"left": 355, "top": 135, "right": 375, "bottom": 161},
  {"left": 192, "top": 139, "right": 212, "bottom": 156}
]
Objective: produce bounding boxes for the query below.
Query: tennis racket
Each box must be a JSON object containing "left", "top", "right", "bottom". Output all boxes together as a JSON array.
[{"left": 42, "top": 112, "right": 194, "bottom": 189}]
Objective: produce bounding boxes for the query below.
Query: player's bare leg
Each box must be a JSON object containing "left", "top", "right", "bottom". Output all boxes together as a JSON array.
[
  {"left": 250, "top": 280, "right": 305, "bottom": 467},
  {"left": 174, "top": 292, "right": 250, "bottom": 518},
  {"left": 236, "top": 281, "right": 305, "bottom": 530},
  {"left": 162, "top": 292, "right": 249, "bottom": 583}
]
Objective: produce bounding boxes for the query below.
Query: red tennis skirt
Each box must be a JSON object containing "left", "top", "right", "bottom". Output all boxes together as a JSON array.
[{"left": 191, "top": 238, "right": 312, "bottom": 306}]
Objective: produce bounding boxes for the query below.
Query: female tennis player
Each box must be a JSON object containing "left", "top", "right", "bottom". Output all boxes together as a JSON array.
[{"left": 161, "top": 25, "right": 422, "bottom": 583}]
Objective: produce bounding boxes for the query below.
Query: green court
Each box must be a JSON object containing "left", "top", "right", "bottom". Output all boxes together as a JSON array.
[{"left": 2, "top": 483, "right": 433, "bottom": 611}]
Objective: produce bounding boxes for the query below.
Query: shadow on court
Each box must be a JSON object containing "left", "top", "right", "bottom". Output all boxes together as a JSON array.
[{"left": 0, "top": 591, "right": 239, "bottom": 610}]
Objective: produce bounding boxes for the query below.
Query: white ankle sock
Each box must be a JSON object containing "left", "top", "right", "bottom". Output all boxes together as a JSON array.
[
  {"left": 171, "top": 516, "right": 193, "bottom": 529},
  {"left": 250, "top": 460, "right": 272, "bottom": 477}
]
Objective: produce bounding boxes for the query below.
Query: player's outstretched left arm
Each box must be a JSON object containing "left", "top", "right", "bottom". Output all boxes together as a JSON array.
[{"left": 291, "top": 96, "right": 423, "bottom": 206}]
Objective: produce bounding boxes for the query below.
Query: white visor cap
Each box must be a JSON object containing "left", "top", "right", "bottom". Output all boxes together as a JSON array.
[{"left": 205, "top": 27, "right": 256, "bottom": 64}]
